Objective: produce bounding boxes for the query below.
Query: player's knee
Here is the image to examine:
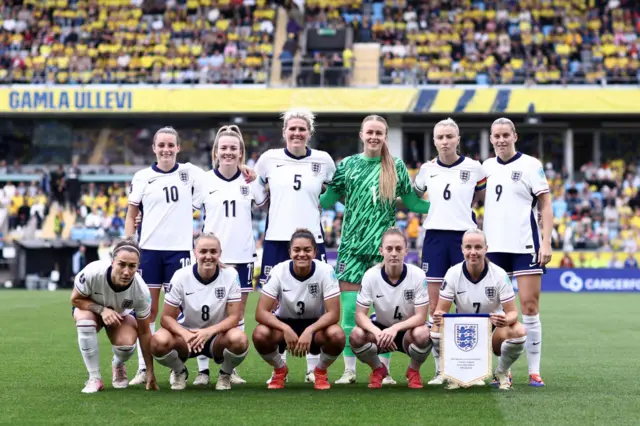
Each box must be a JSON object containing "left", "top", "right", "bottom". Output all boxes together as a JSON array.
[
  {"left": 520, "top": 300, "right": 539, "bottom": 316},
  {"left": 226, "top": 328, "right": 249, "bottom": 352},
  {"left": 110, "top": 332, "right": 137, "bottom": 347},
  {"left": 325, "top": 325, "right": 346, "bottom": 349},
  {"left": 510, "top": 323, "right": 527, "bottom": 339},
  {"left": 150, "top": 332, "right": 172, "bottom": 355},
  {"left": 251, "top": 325, "right": 271, "bottom": 348},
  {"left": 348, "top": 327, "right": 366, "bottom": 347},
  {"left": 411, "top": 326, "right": 431, "bottom": 348}
]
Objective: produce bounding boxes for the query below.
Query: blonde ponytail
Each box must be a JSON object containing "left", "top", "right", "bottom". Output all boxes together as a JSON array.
[
  {"left": 361, "top": 114, "right": 397, "bottom": 204},
  {"left": 211, "top": 125, "right": 246, "bottom": 168}
]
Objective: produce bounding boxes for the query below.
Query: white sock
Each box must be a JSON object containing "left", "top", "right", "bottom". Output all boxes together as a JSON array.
[
  {"left": 379, "top": 355, "right": 391, "bottom": 371},
  {"left": 306, "top": 353, "right": 320, "bottom": 372},
  {"left": 220, "top": 348, "right": 248, "bottom": 375},
  {"left": 353, "top": 343, "right": 382, "bottom": 370},
  {"left": 197, "top": 355, "right": 210, "bottom": 373},
  {"left": 281, "top": 350, "right": 288, "bottom": 364},
  {"left": 238, "top": 320, "right": 245, "bottom": 332},
  {"left": 261, "top": 350, "right": 285, "bottom": 369},
  {"left": 523, "top": 314, "right": 542, "bottom": 375},
  {"left": 408, "top": 341, "right": 432, "bottom": 371},
  {"left": 430, "top": 332, "right": 441, "bottom": 375},
  {"left": 496, "top": 336, "right": 527, "bottom": 374},
  {"left": 76, "top": 319, "right": 101, "bottom": 380},
  {"left": 154, "top": 349, "right": 185, "bottom": 372},
  {"left": 316, "top": 351, "right": 338, "bottom": 371},
  {"left": 112, "top": 345, "right": 136, "bottom": 366},
  {"left": 344, "top": 355, "right": 357, "bottom": 372},
  {"left": 137, "top": 322, "right": 155, "bottom": 370}
]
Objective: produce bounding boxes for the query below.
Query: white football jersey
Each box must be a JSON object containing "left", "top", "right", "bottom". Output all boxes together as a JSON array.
[
  {"left": 440, "top": 261, "right": 515, "bottom": 314},
  {"left": 196, "top": 168, "right": 267, "bottom": 264},
  {"left": 414, "top": 156, "right": 486, "bottom": 231},
  {"left": 357, "top": 264, "right": 429, "bottom": 327},
  {"left": 74, "top": 260, "right": 151, "bottom": 319},
  {"left": 262, "top": 260, "right": 340, "bottom": 320},
  {"left": 482, "top": 153, "right": 550, "bottom": 253},
  {"left": 164, "top": 264, "right": 241, "bottom": 330},
  {"left": 255, "top": 148, "right": 336, "bottom": 243},
  {"left": 129, "top": 163, "right": 206, "bottom": 251}
]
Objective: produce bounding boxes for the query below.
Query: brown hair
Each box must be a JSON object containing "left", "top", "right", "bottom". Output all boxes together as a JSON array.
[
  {"left": 361, "top": 115, "right": 397, "bottom": 203},
  {"left": 211, "top": 125, "right": 246, "bottom": 168},
  {"left": 381, "top": 226, "right": 408, "bottom": 247},
  {"left": 112, "top": 236, "right": 141, "bottom": 259},
  {"left": 153, "top": 126, "right": 180, "bottom": 146},
  {"left": 289, "top": 228, "right": 318, "bottom": 251}
]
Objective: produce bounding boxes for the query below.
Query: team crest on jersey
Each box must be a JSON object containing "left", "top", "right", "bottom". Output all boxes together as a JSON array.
[
  {"left": 311, "top": 163, "right": 322, "bottom": 175},
  {"left": 338, "top": 263, "right": 346, "bottom": 274},
  {"left": 421, "top": 263, "right": 429, "bottom": 273},
  {"left": 264, "top": 266, "right": 272, "bottom": 276},
  {"left": 455, "top": 324, "right": 478, "bottom": 352},
  {"left": 460, "top": 170, "right": 470, "bottom": 182},
  {"left": 308, "top": 283, "right": 319, "bottom": 298},
  {"left": 215, "top": 287, "right": 226, "bottom": 300},
  {"left": 440, "top": 280, "right": 447, "bottom": 291},
  {"left": 122, "top": 299, "right": 133, "bottom": 309},
  {"left": 485, "top": 286, "right": 497, "bottom": 299},
  {"left": 511, "top": 171, "right": 522, "bottom": 182},
  {"left": 239, "top": 185, "right": 250, "bottom": 196},
  {"left": 179, "top": 170, "right": 189, "bottom": 183},
  {"left": 404, "top": 289, "right": 414, "bottom": 301},
  {"left": 166, "top": 284, "right": 172, "bottom": 294}
]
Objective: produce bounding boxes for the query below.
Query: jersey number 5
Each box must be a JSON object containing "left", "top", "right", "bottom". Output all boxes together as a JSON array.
[{"left": 293, "top": 174, "right": 302, "bottom": 191}]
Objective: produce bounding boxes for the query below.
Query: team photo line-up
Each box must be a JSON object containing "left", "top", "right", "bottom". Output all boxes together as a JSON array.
[{"left": 71, "top": 110, "right": 552, "bottom": 393}]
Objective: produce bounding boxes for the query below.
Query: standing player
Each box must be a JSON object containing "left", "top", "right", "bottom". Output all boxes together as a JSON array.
[
  {"left": 191, "top": 125, "right": 267, "bottom": 386},
  {"left": 125, "top": 127, "right": 207, "bottom": 385},
  {"left": 412, "top": 118, "right": 486, "bottom": 385},
  {"left": 150, "top": 233, "right": 249, "bottom": 391},
  {"left": 70, "top": 237, "right": 158, "bottom": 393},
  {"left": 432, "top": 229, "right": 527, "bottom": 390},
  {"left": 350, "top": 227, "right": 432, "bottom": 389},
  {"left": 253, "top": 229, "right": 345, "bottom": 390},
  {"left": 319, "top": 115, "right": 431, "bottom": 385},
  {"left": 255, "top": 109, "right": 336, "bottom": 382},
  {"left": 482, "top": 117, "right": 553, "bottom": 387}
]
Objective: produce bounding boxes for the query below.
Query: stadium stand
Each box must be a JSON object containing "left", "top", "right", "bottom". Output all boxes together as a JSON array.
[
  {"left": 0, "top": 0, "right": 280, "bottom": 85},
  {"left": 367, "top": 0, "right": 640, "bottom": 85}
]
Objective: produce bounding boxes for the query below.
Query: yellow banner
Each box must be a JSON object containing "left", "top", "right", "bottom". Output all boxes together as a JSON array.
[{"left": 0, "top": 87, "right": 417, "bottom": 114}]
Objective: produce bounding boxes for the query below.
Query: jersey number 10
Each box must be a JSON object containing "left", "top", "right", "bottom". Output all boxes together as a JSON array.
[{"left": 163, "top": 186, "right": 179, "bottom": 203}]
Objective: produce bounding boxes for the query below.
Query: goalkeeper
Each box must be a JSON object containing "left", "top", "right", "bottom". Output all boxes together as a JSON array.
[{"left": 320, "top": 115, "right": 430, "bottom": 384}]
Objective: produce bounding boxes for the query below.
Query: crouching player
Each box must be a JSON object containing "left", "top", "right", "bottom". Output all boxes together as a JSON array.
[
  {"left": 150, "top": 233, "right": 249, "bottom": 391},
  {"left": 432, "top": 229, "right": 527, "bottom": 390},
  {"left": 349, "top": 227, "right": 433, "bottom": 389},
  {"left": 253, "top": 228, "right": 345, "bottom": 390},
  {"left": 71, "top": 237, "right": 158, "bottom": 393}
]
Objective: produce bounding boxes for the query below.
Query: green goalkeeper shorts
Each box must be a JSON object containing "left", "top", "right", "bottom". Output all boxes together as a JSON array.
[{"left": 335, "top": 252, "right": 383, "bottom": 285}]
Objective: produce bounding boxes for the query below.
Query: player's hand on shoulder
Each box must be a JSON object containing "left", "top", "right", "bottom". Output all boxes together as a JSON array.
[
  {"left": 489, "top": 312, "right": 507, "bottom": 328},
  {"left": 240, "top": 166, "right": 257, "bottom": 183},
  {"left": 146, "top": 374, "right": 159, "bottom": 391},
  {"left": 101, "top": 308, "right": 123, "bottom": 326}
]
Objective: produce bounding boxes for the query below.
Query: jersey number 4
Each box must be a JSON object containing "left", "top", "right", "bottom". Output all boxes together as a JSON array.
[{"left": 393, "top": 306, "right": 403, "bottom": 321}]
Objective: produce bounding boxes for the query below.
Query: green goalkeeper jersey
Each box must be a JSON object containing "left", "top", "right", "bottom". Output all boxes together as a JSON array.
[{"left": 328, "top": 154, "right": 412, "bottom": 255}]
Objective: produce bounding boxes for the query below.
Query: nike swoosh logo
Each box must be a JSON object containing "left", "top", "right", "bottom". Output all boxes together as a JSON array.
[
  {"left": 148, "top": 178, "right": 159, "bottom": 184},
  {"left": 529, "top": 263, "right": 538, "bottom": 268},
  {"left": 532, "top": 341, "right": 541, "bottom": 346},
  {"left": 276, "top": 164, "right": 285, "bottom": 168},
  {"left": 456, "top": 291, "right": 466, "bottom": 294},
  {"left": 94, "top": 292, "right": 102, "bottom": 295},
  {"left": 376, "top": 294, "right": 384, "bottom": 298},
  {"left": 209, "top": 190, "right": 217, "bottom": 194},
  {"left": 186, "top": 292, "right": 195, "bottom": 296},
  {"left": 283, "top": 289, "right": 291, "bottom": 292},
  {"left": 430, "top": 174, "right": 438, "bottom": 178}
]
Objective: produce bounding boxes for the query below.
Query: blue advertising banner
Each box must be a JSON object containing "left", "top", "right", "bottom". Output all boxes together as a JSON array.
[{"left": 539, "top": 268, "right": 640, "bottom": 293}]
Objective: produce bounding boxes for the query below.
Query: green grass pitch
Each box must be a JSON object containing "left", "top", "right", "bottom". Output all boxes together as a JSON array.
[{"left": 1, "top": 291, "right": 639, "bottom": 425}]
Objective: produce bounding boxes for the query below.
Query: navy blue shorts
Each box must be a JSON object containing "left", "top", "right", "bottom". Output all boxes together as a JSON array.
[
  {"left": 229, "top": 263, "right": 254, "bottom": 293},
  {"left": 259, "top": 240, "right": 327, "bottom": 284},
  {"left": 276, "top": 318, "right": 321, "bottom": 355},
  {"left": 486, "top": 252, "right": 546, "bottom": 276},
  {"left": 421, "top": 230, "right": 465, "bottom": 282},
  {"left": 186, "top": 333, "right": 223, "bottom": 363},
  {"left": 139, "top": 249, "right": 191, "bottom": 289}
]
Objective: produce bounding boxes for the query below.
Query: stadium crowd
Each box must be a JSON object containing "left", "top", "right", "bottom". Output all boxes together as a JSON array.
[
  {"left": 1, "top": 147, "right": 638, "bottom": 269},
  {"left": 0, "top": 0, "right": 279, "bottom": 85}
]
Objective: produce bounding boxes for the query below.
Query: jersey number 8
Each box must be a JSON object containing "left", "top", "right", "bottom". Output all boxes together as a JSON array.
[{"left": 201, "top": 305, "right": 210, "bottom": 321}]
